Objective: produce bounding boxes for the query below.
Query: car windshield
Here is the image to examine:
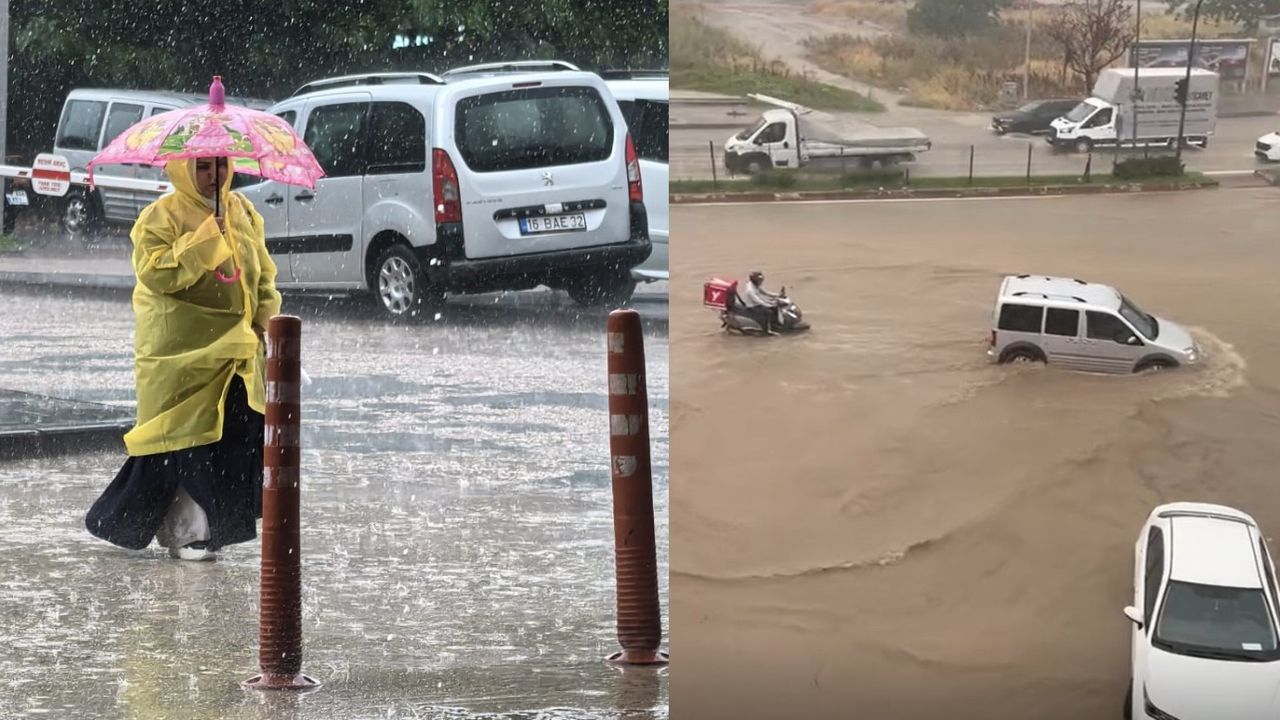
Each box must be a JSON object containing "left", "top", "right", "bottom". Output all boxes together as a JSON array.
[
  {"left": 1118, "top": 294, "right": 1158, "bottom": 339},
  {"left": 1065, "top": 102, "right": 1094, "bottom": 123},
  {"left": 1155, "top": 581, "right": 1280, "bottom": 661},
  {"left": 736, "top": 117, "right": 767, "bottom": 141}
]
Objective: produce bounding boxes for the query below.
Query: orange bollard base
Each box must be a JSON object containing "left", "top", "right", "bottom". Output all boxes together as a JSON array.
[
  {"left": 606, "top": 649, "right": 670, "bottom": 666},
  {"left": 241, "top": 672, "right": 322, "bottom": 692}
]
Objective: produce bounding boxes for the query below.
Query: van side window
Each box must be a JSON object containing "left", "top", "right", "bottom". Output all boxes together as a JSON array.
[
  {"left": 455, "top": 86, "right": 612, "bottom": 173},
  {"left": 1087, "top": 108, "right": 1113, "bottom": 128},
  {"left": 57, "top": 100, "right": 107, "bottom": 151},
  {"left": 618, "top": 99, "right": 668, "bottom": 163},
  {"left": 304, "top": 102, "right": 369, "bottom": 179},
  {"left": 997, "top": 303, "right": 1043, "bottom": 333},
  {"left": 150, "top": 106, "right": 173, "bottom": 118},
  {"left": 102, "top": 103, "right": 144, "bottom": 148},
  {"left": 276, "top": 110, "right": 297, "bottom": 128},
  {"left": 1044, "top": 308, "right": 1080, "bottom": 337},
  {"left": 1086, "top": 311, "right": 1129, "bottom": 341},
  {"left": 366, "top": 102, "right": 426, "bottom": 175}
]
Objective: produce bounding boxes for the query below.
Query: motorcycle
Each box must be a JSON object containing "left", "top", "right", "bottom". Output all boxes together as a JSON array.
[{"left": 704, "top": 277, "right": 811, "bottom": 336}]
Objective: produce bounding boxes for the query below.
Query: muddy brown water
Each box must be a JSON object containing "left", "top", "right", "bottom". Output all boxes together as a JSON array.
[{"left": 670, "top": 188, "right": 1280, "bottom": 719}]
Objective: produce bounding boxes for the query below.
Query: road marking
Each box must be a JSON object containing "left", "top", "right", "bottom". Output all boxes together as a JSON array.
[
  {"left": 1203, "top": 170, "right": 1257, "bottom": 176},
  {"left": 678, "top": 194, "right": 1079, "bottom": 208}
]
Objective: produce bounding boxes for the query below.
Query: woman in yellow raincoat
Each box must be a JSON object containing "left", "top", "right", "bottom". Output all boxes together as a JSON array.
[{"left": 85, "top": 156, "right": 281, "bottom": 561}]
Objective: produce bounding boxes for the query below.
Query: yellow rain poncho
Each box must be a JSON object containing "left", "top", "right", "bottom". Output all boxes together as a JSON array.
[{"left": 123, "top": 158, "right": 281, "bottom": 456}]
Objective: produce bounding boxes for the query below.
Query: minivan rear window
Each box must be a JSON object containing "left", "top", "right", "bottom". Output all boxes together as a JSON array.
[
  {"left": 998, "top": 303, "right": 1043, "bottom": 333},
  {"left": 455, "top": 86, "right": 613, "bottom": 172}
]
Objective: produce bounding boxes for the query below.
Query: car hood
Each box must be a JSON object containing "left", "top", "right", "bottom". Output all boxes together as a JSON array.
[
  {"left": 1144, "top": 647, "right": 1280, "bottom": 718},
  {"left": 1153, "top": 316, "right": 1194, "bottom": 351},
  {"left": 1260, "top": 132, "right": 1280, "bottom": 144}
]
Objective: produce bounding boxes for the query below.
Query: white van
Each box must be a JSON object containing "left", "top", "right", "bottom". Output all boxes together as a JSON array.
[
  {"left": 51, "top": 88, "right": 270, "bottom": 237},
  {"left": 238, "top": 62, "right": 651, "bottom": 315},
  {"left": 988, "top": 275, "right": 1200, "bottom": 373},
  {"left": 604, "top": 70, "right": 668, "bottom": 283}
]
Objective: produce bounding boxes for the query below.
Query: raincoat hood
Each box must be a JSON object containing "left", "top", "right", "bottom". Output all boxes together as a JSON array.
[{"left": 165, "top": 158, "right": 233, "bottom": 212}]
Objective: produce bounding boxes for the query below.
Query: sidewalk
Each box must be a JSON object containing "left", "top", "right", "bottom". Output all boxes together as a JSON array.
[
  {"left": 0, "top": 240, "right": 669, "bottom": 303},
  {"left": 0, "top": 388, "right": 131, "bottom": 460}
]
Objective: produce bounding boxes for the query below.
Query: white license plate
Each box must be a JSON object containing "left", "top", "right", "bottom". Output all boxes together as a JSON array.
[
  {"left": 520, "top": 213, "right": 587, "bottom": 235},
  {"left": 6, "top": 191, "right": 28, "bottom": 206}
]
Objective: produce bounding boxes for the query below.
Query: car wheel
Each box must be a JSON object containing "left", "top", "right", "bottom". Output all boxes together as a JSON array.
[
  {"left": 566, "top": 271, "right": 637, "bottom": 308},
  {"left": 62, "top": 189, "right": 102, "bottom": 242},
  {"left": 372, "top": 244, "right": 442, "bottom": 319},
  {"left": 1074, "top": 138, "right": 1092, "bottom": 154},
  {"left": 863, "top": 157, "right": 885, "bottom": 170},
  {"left": 999, "top": 347, "right": 1045, "bottom": 365},
  {"left": 1135, "top": 358, "right": 1175, "bottom": 374},
  {"left": 745, "top": 158, "right": 766, "bottom": 174}
]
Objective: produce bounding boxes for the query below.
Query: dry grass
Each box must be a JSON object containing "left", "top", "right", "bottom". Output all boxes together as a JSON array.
[
  {"left": 808, "top": 0, "right": 910, "bottom": 32},
  {"left": 806, "top": 5, "right": 1248, "bottom": 110}
]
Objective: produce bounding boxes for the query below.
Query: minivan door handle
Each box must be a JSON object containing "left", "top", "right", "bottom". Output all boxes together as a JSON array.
[
  {"left": 294, "top": 192, "right": 315, "bottom": 202},
  {"left": 263, "top": 194, "right": 284, "bottom": 205}
]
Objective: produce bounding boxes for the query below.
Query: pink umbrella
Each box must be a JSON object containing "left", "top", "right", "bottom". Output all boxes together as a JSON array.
[{"left": 88, "top": 76, "right": 325, "bottom": 283}]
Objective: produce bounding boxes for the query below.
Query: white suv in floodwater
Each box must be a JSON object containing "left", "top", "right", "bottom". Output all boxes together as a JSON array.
[
  {"left": 238, "top": 61, "right": 651, "bottom": 316},
  {"left": 1125, "top": 503, "right": 1280, "bottom": 720},
  {"left": 604, "top": 70, "right": 667, "bottom": 283},
  {"left": 988, "top": 274, "right": 1200, "bottom": 373}
]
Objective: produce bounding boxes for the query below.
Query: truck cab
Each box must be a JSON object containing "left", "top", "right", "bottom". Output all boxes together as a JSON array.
[
  {"left": 1048, "top": 98, "right": 1120, "bottom": 154},
  {"left": 724, "top": 109, "right": 799, "bottom": 174}
]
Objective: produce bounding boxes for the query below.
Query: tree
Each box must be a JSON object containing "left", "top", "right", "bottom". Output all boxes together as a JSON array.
[
  {"left": 7, "top": 0, "right": 669, "bottom": 158},
  {"left": 1167, "top": 0, "right": 1280, "bottom": 30},
  {"left": 1045, "top": 0, "right": 1136, "bottom": 92},
  {"left": 906, "top": 0, "right": 1012, "bottom": 38}
]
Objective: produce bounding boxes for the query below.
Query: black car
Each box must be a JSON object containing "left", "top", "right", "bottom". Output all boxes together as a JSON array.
[{"left": 991, "top": 98, "right": 1081, "bottom": 136}]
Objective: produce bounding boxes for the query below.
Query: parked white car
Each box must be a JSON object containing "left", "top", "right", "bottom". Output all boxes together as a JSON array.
[
  {"left": 237, "top": 61, "right": 651, "bottom": 316},
  {"left": 1124, "top": 503, "right": 1280, "bottom": 720},
  {"left": 1255, "top": 131, "right": 1280, "bottom": 162},
  {"left": 604, "top": 70, "right": 667, "bottom": 283}
]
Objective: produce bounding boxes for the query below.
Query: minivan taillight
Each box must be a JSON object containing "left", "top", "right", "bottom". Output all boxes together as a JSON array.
[
  {"left": 432, "top": 148, "right": 461, "bottom": 224},
  {"left": 989, "top": 330, "right": 996, "bottom": 347},
  {"left": 625, "top": 133, "right": 643, "bottom": 203}
]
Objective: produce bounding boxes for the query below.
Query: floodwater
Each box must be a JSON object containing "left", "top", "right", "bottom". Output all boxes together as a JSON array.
[
  {"left": 671, "top": 188, "right": 1280, "bottom": 719},
  {"left": 0, "top": 287, "right": 669, "bottom": 719}
]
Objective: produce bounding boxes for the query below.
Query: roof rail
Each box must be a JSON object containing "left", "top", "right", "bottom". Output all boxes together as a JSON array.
[
  {"left": 599, "top": 68, "right": 669, "bottom": 80},
  {"left": 441, "top": 60, "right": 580, "bottom": 79},
  {"left": 291, "top": 72, "right": 444, "bottom": 97}
]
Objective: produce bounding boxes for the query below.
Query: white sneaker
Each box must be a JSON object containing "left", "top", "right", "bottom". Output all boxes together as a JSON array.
[{"left": 169, "top": 542, "right": 216, "bottom": 561}]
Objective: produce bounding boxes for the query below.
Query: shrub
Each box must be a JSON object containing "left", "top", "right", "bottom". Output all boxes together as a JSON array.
[
  {"left": 750, "top": 171, "right": 799, "bottom": 188},
  {"left": 1113, "top": 156, "right": 1185, "bottom": 180}
]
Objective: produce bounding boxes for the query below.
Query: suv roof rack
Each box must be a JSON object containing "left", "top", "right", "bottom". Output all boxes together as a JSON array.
[
  {"left": 441, "top": 60, "right": 580, "bottom": 79},
  {"left": 599, "top": 69, "right": 669, "bottom": 80},
  {"left": 1011, "top": 291, "right": 1086, "bottom": 303},
  {"left": 291, "top": 72, "right": 444, "bottom": 97}
]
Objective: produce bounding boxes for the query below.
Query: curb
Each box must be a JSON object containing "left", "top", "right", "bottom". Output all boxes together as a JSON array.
[
  {"left": 1254, "top": 169, "right": 1280, "bottom": 186},
  {"left": 0, "top": 270, "right": 134, "bottom": 289},
  {"left": 671, "top": 179, "right": 1221, "bottom": 204}
]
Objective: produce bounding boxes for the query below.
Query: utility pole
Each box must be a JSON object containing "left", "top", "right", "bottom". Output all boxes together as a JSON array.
[
  {"left": 1132, "top": 0, "right": 1141, "bottom": 152},
  {"left": 1176, "top": 0, "right": 1205, "bottom": 164},
  {"left": 1024, "top": 0, "right": 1033, "bottom": 99},
  {"left": 0, "top": 0, "right": 9, "bottom": 237}
]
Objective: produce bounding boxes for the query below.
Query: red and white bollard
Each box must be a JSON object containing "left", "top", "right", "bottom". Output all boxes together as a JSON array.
[
  {"left": 604, "top": 309, "right": 669, "bottom": 666},
  {"left": 243, "top": 315, "right": 320, "bottom": 691}
]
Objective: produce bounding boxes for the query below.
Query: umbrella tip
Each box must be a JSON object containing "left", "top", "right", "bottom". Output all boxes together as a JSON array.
[{"left": 210, "top": 76, "right": 225, "bottom": 108}]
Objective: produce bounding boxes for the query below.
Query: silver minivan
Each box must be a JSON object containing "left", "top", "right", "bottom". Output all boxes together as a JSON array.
[
  {"left": 238, "top": 62, "right": 651, "bottom": 315},
  {"left": 51, "top": 88, "right": 271, "bottom": 237},
  {"left": 988, "top": 275, "right": 1201, "bottom": 373}
]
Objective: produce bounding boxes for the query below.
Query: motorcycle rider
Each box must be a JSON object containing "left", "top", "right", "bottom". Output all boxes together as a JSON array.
[{"left": 739, "top": 270, "right": 785, "bottom": 335}]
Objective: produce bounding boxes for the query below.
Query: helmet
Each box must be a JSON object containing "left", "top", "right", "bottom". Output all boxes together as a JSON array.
[{"left": 748, "top": 270, "right": 764, "bottom": 284}]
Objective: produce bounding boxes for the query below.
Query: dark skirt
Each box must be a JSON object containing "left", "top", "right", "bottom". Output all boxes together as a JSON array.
[{"left": 85, "top": 376, "right": 264, "bottom": 552}]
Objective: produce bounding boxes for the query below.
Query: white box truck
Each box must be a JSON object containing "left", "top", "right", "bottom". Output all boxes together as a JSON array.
[
  {"left": 1047, "top": 67, "right": 1218, "bottom": 154},
  {"left": 724, "top": 95, "right": 931, "bottom": 174}
]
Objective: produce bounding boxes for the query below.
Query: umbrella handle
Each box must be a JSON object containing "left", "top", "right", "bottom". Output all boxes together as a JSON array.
[{"left": 214, "top": 265, "right": 241, "bottom": 284}]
